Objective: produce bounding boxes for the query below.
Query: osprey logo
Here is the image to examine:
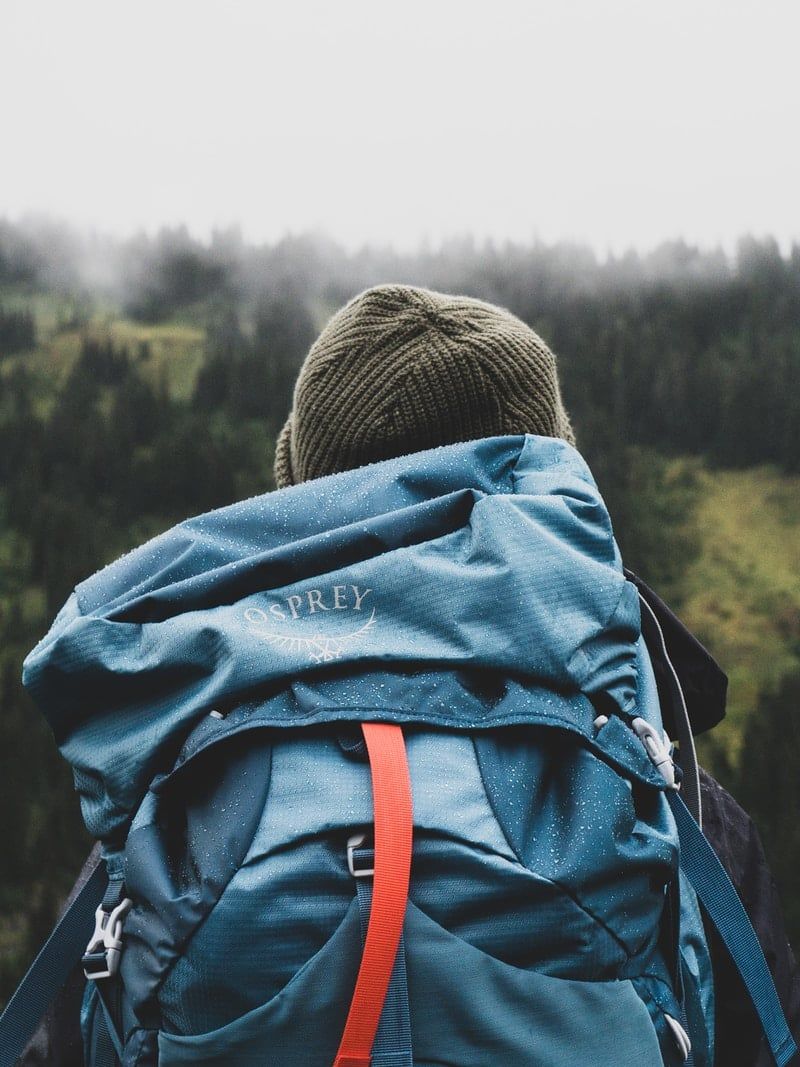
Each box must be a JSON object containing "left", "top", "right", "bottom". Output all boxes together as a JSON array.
[{"left": 244, "top": 584, "right": 376, "bottom": 663}]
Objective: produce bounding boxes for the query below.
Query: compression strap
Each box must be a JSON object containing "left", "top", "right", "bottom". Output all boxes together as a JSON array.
[{"left": 334, "top": 723, "right": 413, "bottom": 1067}]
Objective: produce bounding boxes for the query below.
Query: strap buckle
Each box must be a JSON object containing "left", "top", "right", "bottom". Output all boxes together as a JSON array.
[
  {"left": 632, "top": 717, "right": 677, "bottom": 788},
  {"left": 347, "top": 833, "right": 374, "bottom": 878},
  {"left": 664, "top": 1014, "right": 692, "bottom": 1062},
  {"left": 82, "top": 897, "right": 133, "bottom": 980}
]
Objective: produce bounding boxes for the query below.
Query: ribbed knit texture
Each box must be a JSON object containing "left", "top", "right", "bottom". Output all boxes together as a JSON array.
[{"left": 274, "top": 284, "right": 575, "bottom": 488}]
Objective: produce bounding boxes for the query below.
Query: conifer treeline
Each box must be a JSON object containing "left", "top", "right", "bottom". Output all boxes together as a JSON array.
[
  {"left": 0, "top": 306, "right": 35, "bottom": 354},
  {"left": 3, "top": 222, "right": 798, "bottom": 471}
]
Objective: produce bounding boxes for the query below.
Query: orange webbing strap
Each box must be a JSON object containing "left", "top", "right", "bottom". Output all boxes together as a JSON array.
[{"left": 333, "top": 723, "right": 413, "bottom": 1067}]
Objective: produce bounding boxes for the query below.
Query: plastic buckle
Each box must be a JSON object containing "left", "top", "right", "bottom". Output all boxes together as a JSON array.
[
  {"left": 83, "top": 897, "right": 133, "bottom": 980},
  {"left": 664, "top": 1013, "right": 692, "bottom": 1062},
  {"left": 347, "top": 833, "right": 374, "bottom": 878},
  {"left": 632, "top": 717, "right": 677, "bottom": 788}
]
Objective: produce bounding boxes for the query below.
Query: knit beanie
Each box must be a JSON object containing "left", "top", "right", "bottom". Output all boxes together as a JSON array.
[{"left": 274, "top": 284, "right": 575, "bottom": 488}]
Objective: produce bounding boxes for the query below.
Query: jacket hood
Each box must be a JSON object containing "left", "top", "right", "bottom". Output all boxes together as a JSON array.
[{"left": 23, "top": 435, "right": 647, "bottom": 841}]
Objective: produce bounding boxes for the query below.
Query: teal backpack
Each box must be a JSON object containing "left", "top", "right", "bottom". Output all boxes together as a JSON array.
[{"left": 0, "top": 435, "right": 795, "bottom": 1066}]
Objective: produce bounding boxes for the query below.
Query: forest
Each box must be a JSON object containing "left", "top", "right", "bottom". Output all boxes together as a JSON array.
[{"left": 0, "top": 218, "right": 799, "bottom": 1000}]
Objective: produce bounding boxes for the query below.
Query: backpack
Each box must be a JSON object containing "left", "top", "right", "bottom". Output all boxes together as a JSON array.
[{"left": 0, "top": 434, "right": 795, "bottom": 1067}]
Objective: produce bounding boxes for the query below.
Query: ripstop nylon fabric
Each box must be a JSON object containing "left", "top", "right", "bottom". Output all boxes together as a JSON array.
[{"left": 22, "top": 435, "right": 646, "bottom": 844}]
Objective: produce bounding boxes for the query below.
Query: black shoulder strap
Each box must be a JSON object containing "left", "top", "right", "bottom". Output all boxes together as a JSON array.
[{"left": 625, "top": 570, "right": 728, "bottom": 736}]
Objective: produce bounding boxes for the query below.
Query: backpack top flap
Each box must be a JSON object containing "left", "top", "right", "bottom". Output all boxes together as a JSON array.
[{"left": 22, "top": 434, "right": 655, "bottom": 843}]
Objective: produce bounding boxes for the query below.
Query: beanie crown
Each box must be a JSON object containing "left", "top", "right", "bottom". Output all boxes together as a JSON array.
[{"left": 274, "top": 284, "right": 574, "bottom": 488}]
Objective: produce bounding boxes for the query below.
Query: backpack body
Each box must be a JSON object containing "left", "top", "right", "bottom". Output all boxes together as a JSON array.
[
  {"left": 23, "top": 434, "right": 719, "bottom": 1066},
  {"left": 83, "top": 698, "right": 712, "bottom": 1066}
]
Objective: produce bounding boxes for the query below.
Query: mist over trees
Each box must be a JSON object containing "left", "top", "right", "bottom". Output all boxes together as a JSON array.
[
  {"left": 4, "top": 220, "right": 798, "bottom": 476},
  {"left": 0, "top": 218, "right": 798, "bottom": 999}
]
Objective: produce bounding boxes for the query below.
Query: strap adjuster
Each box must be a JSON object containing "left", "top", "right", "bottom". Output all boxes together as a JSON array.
[
  {"left": 632, "top": 717, "right": 678, "bottom": 788},
  {"left": 82, "top": 897, "right": 132, "bottom": 980},
  {"left": 347, "top": 833, "right": 374, "bottom": 878}
]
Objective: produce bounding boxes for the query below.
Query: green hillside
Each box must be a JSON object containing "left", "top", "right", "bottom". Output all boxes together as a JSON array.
[
  {"left": 684, "top": 467, "right": 800, "bottom": 765},
  {"left": 0, "top": 289, "right": 206, "bottom": 403}
]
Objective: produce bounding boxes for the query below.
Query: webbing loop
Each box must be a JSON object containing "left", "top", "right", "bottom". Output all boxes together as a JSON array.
[{"left": 333, "top": 723, "right": 413, "bottom": 1067}]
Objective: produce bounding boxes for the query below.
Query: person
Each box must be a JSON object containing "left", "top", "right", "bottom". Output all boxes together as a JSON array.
[
  {"left": 18, "top": 284, "right": 800, "bottom": 1066},
  {"left": 272, "top": 283, "right": 800, "bottom": 1066}
]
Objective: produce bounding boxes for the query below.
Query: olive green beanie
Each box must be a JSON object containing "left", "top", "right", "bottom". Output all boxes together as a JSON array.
[{"left": 274, "top": 284, "right": 575, "bottom": 488}]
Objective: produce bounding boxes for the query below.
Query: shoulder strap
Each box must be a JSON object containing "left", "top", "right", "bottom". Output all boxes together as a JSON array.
[
  {"left": 637, "top": 590, "right": 702, "bottom": 824},
  {"left": 625, "top": 569, "right": 727, "bottom": 735},
  {"left": 0, "top": 860, "right": 107, "bottom": 1067},
  {"left": 669, "top": 791, "right": 798, "bottom": 1067}
]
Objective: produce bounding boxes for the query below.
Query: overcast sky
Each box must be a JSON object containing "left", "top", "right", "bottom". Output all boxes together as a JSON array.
[{"left": 4, "top": 0, "right": 799, "bottom": 254}]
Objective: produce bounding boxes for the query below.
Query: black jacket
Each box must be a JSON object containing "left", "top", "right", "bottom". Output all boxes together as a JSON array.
[{"left": 701, "top": 769, "right": 800, "bottom": 1066}]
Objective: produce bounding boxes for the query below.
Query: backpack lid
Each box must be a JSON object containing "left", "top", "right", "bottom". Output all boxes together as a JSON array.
[{"left": 23, "top": 434, "right": 651, "bottom": 841}]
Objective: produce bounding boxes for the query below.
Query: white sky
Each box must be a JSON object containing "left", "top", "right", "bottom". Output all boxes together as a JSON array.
[{"left": 3, "top": 0, "right": 799, "bottom": 254}]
